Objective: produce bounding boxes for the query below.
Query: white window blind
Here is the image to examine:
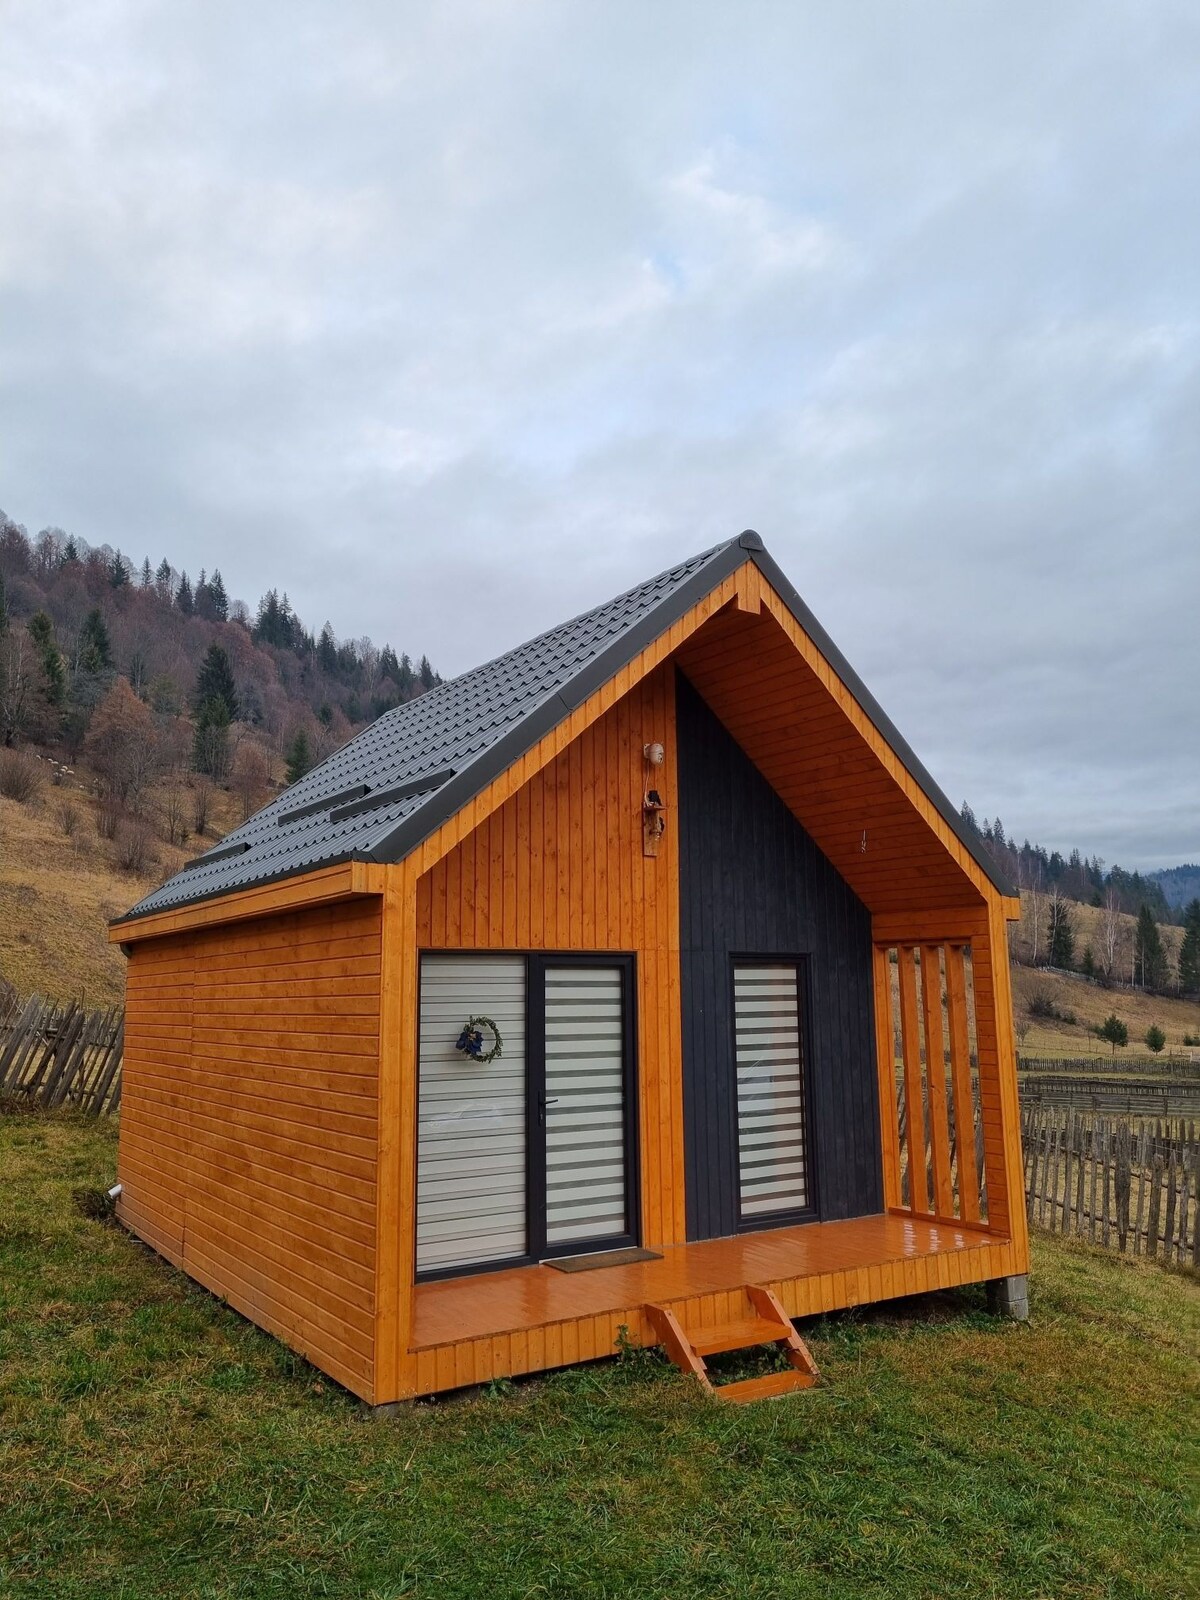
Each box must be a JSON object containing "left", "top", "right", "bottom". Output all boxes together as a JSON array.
[
  {"left": 734, "top": 963, "right": 808, "bottom": 1218},
  {"left": 544, "top": 966, "right": 627, "bottom": 1247},
  {"left": 416, "top": 955, "right": 527, "bottom": 1273}
]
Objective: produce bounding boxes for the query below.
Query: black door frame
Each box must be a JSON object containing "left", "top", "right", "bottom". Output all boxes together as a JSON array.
[
  {"left": 415, "top": 950, "right": 641, "bottom": 1283},
  {"left": 729, "top": 953, "right": 819, "bottom": 1233}
]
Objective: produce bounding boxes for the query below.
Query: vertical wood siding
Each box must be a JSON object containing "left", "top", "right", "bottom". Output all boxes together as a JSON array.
[
  {"left": 415, "top": 664, "right": 686, "bottom": 1249},
  {"left": 117, "top": 898, "right": 383, "bottom": 1400},
  {"left": 676, "top": 672, "right": 882, "bottom": 1240}
]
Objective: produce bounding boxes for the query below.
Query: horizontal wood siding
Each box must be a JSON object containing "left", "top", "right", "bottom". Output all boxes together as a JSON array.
[
  {"left": 676, "top": 672, "right": 881, "bottom": 1239},
  {"left": 415, "top": 663, "right": 685, "bottom": 1251},
  {"left": 117, "top": 898, "right": 383, "bottom": 1400}
]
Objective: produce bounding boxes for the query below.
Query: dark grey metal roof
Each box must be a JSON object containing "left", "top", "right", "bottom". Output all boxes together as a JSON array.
[{"left": 117, "top": 530, "right": 1011, "bottom": 925}]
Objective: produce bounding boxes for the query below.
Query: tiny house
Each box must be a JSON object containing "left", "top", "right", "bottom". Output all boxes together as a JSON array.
[{"left": 112, "top": 533, "right": 1028, "bottom": 1405}]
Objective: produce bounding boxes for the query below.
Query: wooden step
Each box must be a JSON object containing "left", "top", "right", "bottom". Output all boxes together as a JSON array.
[
  {"left": 713, "top": 1368, "right": 818, "bottom": 1405},
  {"left": 691, "top": 1317, "right": 792, "bottom": 1356}
]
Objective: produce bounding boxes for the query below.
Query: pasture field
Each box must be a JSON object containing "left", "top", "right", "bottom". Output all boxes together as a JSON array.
[{"left": 1, "top": 1112, "right": 1197, "bottom": 1600}]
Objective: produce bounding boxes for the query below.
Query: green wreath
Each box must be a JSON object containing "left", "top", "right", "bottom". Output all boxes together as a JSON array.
[{"left": 455, "top": 1015, "right": 504, "bottom": 1063}]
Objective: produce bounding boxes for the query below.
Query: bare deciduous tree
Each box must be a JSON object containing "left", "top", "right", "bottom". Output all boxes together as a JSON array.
[
  {"left": 231, "top": 739, "right": 271, "bottom": 819},
  {"left": 84, "top": 677, "right": 159, "bottom": 806},
  {"left": 1100, "top": 888, "right": 1122, "bottom": 982}
]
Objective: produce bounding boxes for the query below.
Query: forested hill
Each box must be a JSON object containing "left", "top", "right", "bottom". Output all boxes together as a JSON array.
[
  {"left": 1150, "top": 865, "right": 1200, "bottom": 913},
  {"left": 958, "top": 803, "right": 1183, "bottom": 926},
  {"left": 0, "top": 511, "right": 441, "bottom": 774}
]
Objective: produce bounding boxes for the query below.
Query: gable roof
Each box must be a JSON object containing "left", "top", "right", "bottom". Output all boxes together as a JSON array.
[{"left": 117, "top": 531, "right": 1010, "bottom": 924}]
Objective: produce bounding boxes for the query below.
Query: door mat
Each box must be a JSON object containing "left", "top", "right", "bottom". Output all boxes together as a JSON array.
[{"left": 547, "top": 1247, "right": 664, "bottom": 1273}]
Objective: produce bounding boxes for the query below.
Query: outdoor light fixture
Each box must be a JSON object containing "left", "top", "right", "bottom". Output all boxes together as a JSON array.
[{"left": 643, "top": 741, "right": 664, "bottom": 766}]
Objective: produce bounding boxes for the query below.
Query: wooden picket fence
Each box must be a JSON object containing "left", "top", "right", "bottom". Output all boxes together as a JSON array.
[
  {"left": 1022, "top": 1103, "right": 1198, "bottom": 1268},
  {"left": 0, "top": 994, "right": 124, "bottom": 1116}
]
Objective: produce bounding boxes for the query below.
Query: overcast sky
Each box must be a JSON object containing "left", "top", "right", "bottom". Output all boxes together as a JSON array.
[{"left": 2, "top": 3, "right": 1196, "bottom": 869}]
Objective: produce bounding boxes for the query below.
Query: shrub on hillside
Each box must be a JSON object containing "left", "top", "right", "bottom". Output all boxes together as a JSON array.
[
  {"left": 96, "top": 796, "right": 122, "bottom": 840},
  {"left": 1027, "top": 989, "right": 1076, "bottom": 1026},
  {"left": 0, "top": 748, "right": 43, "bottom": 804},
  {"left": 115, "top": 820, "right": 156, "bottom": 875},
  {"left": 1145, "top": 1024, "right": 1167, "bottom": 1054},
  {"left": 55, "top": 798, "right": 79, "bottom": 837}
]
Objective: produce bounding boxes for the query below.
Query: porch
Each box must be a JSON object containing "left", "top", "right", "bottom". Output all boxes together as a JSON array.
[{"left": 408, "top": 1211, "right": 1020, "bottom": 1397}]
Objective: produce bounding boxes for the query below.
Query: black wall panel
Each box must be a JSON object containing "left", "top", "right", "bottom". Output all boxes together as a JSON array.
[{"left": 676, "top": 670, "right": 883, "bottom": 1240}]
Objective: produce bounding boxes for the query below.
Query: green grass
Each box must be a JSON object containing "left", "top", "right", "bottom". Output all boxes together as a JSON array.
[{"left": 1, "top": 1114, "right": 1197, "bottom": 1600}]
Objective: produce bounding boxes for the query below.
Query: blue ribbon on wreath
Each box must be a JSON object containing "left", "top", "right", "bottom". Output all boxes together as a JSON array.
[{"left": 455, "top": 1015, "right": 503, "bottom": 1063}]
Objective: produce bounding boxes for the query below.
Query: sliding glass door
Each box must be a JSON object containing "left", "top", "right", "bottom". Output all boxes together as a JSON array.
[{"left": 416, "top": 953, "right": 638, "bottom": 1277}]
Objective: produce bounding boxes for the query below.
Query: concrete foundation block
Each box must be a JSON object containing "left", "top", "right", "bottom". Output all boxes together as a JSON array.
[{"left": 986, "top": 1273, "right": 1030, "bottom": 1321}]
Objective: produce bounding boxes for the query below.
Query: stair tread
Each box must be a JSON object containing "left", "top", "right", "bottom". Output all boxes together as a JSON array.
[
  {"left": 714, "top": 1368, "right": 817, "bottom": 1404},
  {"left": 690, "top": 1317, "right": 791, "bottom": 1355}
]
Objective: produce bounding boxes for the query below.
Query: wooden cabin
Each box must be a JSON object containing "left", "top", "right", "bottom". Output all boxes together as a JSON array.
[{"left": 111, "top": 532, "right": 1028, "bottom": 1406}]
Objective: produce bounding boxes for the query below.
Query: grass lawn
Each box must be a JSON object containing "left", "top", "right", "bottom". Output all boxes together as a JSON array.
[{"left": 1, "top": 1114, "right": 1197, "bottom": 1600}]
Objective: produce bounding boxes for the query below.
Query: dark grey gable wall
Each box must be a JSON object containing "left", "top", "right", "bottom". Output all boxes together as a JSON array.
[{"left": 675, "top": 670, "right": 883, "bottom": 1241}]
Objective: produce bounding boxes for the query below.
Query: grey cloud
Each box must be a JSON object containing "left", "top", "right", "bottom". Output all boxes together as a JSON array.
[{"left": 1, "top": 0, "right": 1196, "bottom": 868}]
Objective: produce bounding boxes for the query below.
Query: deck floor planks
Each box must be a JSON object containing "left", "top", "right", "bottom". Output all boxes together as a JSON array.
[{"left": 412, "top": 1211, "right": 1001, "bottom": 1352}]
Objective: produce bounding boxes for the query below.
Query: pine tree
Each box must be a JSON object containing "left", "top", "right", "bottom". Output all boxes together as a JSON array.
[
  {"left": 139, "top": 557, "right": 153, "bottom": 588},
  {"left": 195, "top": 569, "right": 210, "bottom": 618},
  {"left": 0, "top": 573, "right": 8, "bottom": 637},
  {"left": 1098, "top": 1013, "right": 1128, "bottom": 1056},
  {"left": 1178, "top": 899, "right": 1200, "bottom": 998},
  {"left": 28, "top": 611, "right": 66, "bottom": 709},
  {"left": 318, "top": 623, "right": 338, "bottom": 675},
  {"left": 397, "top": 653, "right": 414, "bottom": 697},
  {"left": 193, "top": 644, "right": 239, "bottom": 721},
  {"left": 418, "top": 654, "right": 435, "bottom": 690},
  {"left": 192, "top": 695, "right": 231, "bottom": 778},
  {"left": 1047, "top": 895, "right": 1076, "bottom": 969},
  {"left": 208, "top": 569, "right": 228, "bottom": 622},
  {"left": 1081, "top": 946, "right": 1096, "bottom": 980},
  {"left": 379, "top": 645, "right": 400, "bottom": 681},
  {"left": 108, "top": 550, "right": 129, "bottom": 588},
  {"left": 177, "top": 571, "right": 194, "bottom": 615},
  {"left": 1134, "top": 905, "right": 1167, "bottom": 992},
  {"left": 155, "top": 558, "right": 173, "bottom": 600},
  {"left": 62, "top": 536, "right": 80, "bottom": 563},
  {"left": 285, "top": 729, "right": 313, "bottom": 784},
  {"left": 78, "top": 608, "right": 113, "bottom": 674},
  {"left": 1145, "top": 1024, "right": 1166, "bottom": 1054}
]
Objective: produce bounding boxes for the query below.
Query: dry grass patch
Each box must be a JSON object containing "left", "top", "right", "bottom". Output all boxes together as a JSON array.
[
  {"left": 1012, "top": 963, "right": 1200, "bottom": 1057},
  {"left": 0, "top": 793, "right": 184, "bottom": 1005}
]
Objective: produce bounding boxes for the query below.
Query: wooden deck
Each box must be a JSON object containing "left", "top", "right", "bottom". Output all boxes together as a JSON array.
[{"left": 408, "top": 1212, "right": 1017, "bottom": 1394}]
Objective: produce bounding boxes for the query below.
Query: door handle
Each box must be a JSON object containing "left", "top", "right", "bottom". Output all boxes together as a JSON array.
[{"left": 538, "top": 1095, "right": 559, "bottom": 1125}]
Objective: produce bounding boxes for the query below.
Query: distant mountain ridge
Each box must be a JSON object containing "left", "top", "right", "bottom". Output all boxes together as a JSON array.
[{"left": 1148, "top": 864, "right": 1200, "bottom": 911}]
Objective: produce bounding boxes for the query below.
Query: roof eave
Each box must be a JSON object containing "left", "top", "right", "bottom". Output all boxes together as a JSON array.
[{"left": 745, "top": 545, "right": 1015, "bottom": 899}]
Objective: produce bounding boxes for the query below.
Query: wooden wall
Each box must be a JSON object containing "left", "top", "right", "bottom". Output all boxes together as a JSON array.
[
  {"left": 118, "top": 897, "right": 383, "bottom": 1401},
  {"left": 675, "top": 673, "right": 881, "bottom": 1239},
  {"left": 415, "top": 662, "right": 686, "bottom": 1250}
]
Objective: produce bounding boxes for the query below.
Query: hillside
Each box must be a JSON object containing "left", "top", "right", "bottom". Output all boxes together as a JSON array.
[
  {"left": 0, "top": 511, "right": 440, "bottom": 779},
  {"left": 1011, "top": 962, "right": 1200, "bottom": 1059},
  {"left": 0, "top": 752, "right": 248, "bottom": 1006}
]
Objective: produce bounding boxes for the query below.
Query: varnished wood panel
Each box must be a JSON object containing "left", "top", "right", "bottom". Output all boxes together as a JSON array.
[
  {"left": 407, "top": 1211, "right": 1015, "bottom": 1395},
  {"left": 117, "top": 897, "right": 383, "bottom": 1401},
  {"left": 414, "top": 665, "right": 685, "bottom": 1254},
  {"left": 674, "top": 603, "right": 993, "bottom": 914}
]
